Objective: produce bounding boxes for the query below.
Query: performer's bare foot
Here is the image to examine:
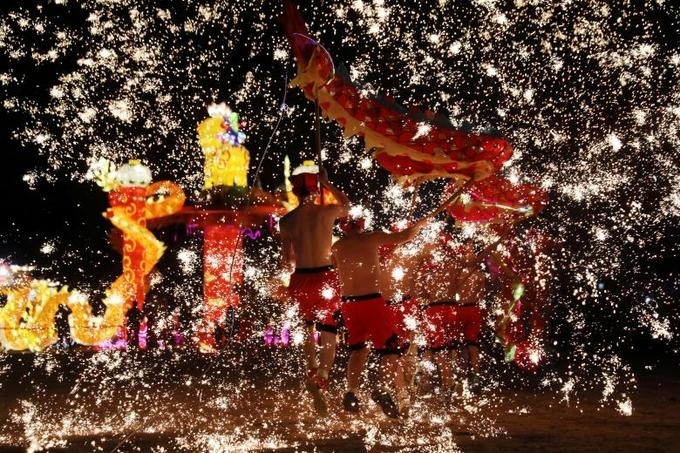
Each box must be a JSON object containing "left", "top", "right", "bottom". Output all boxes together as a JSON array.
[
  {"left": 342, "top": 391, "right": 360, "bottom": 413},
  {"left": 371, "top": 389, "right": 399, "bottom": 419},
  {"left": 305, "top": 374, "right": 329, "bottom": 416}
]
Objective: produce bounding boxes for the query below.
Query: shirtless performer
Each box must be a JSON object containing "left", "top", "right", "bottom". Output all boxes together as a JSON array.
[
  {"left": 332, "top": 215, "right": 430, "bottom": 418},
  {"left": 279, "top": 165, "right": 350, "bottom": 415},
  {"left": 378, "top": 231, "right": 435, "bottom": 411},
  {"left": 418, "top": 240, "right": 487, "bottom": 394}
]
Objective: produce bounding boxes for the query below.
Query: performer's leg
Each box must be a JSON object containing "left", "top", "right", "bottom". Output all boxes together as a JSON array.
[
  {"left": 450, "top": 345, "right": 462, "bottom": 376},
  {"left": 449, "top": 345, "right": 467, "bottom": 394},
  {"left": 317, "top": 330, "right": 337, "bottom": 380},
  {"left": 372, "top": 352, "right": 402, "bottom": 418},
  {"left": 401, "top": 342, "right": 419, "bottom": 391},
  {"left": 303, "top": 322, "right": 318, "bottom": 373},
  {"left": 433, "top": 349, "right": 452, "bottom": 388},
  {"left": 303, "top": 324, "right": 329, "bottom": 416},
  {"left": 347, "top": 346, "right": 369, "bottom": 392},
  {"left": 468, "top": 343, "right": 480, "bottom": 373},
  {"left": 467, "top": 342, "right": 482, "bottom": 393},
  {"left": 395, "top": 346, "right": 416, "bottom": 415},
  {"left": 341, "top": 345, "right": 368, "bottom": 413}
]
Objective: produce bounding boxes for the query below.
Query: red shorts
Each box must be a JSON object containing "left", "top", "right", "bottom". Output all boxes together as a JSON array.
[
  {"left": 387, "top": 295, "right": 421, "bottom": 333},
  {"left": 423, "top": 303, "right": 482, "bottom": 349},
  {"left": 288, "top": 266, "right": 341, "bottom": 329},
  {"left": 454, "top": 305, "right": 482, "bottom": 344},
  {"left": 341, "top": 293, "right": 403, "bottom": 352}
]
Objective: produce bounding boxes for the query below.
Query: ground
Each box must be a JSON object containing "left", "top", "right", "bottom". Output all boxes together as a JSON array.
[{"left": 0, "top": 345, "right": 678, "bottom": 452}]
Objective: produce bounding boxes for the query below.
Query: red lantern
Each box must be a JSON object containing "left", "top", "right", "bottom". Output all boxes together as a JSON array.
[
  {"left": 199, "top": 224, "right": 243, "bottom": 348},
  {"left": 108, "top": 186, "right": 148, "bottom": 310}
]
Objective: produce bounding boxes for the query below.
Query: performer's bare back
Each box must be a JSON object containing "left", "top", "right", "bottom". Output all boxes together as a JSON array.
[
  {"left": 333, "top": 228, "right": 419, "bottom": 297},
  {"left": 280, "top": 203, "right": 345, "bottom": 269},
  {"left": 418, "top": 246, "right": 486, "bottom": 303}
]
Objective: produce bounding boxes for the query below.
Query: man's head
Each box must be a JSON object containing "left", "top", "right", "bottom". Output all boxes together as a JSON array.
[
  {"left": 338, "top": 215, "right": 365, "bottom": 234},
  {"left": 290, "top": 172, "right": 319, "bottom": 199},
  {"left": 290, "top": 160, "right": 321, "bottom": 200}
]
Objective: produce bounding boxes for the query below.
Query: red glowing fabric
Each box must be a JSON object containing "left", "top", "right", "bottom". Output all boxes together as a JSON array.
[
  {"left": 203, "top": 224, "right": 243, "bottom": 307},
  {"left": 280, "top": 1, "right": 512, "bottom": 183},
  {"left": 108, "top": 186, "right": 147, "bottom": 309},
  {"left": 388, "top": 296, "right": 421, "bottom": 333},
  {"left": 200, "top": 224, "right": 243, "bottom": 347},
  {"left": 341, "top": 295, "right": 404, "bottom": 351},
  {"left": 446, "top": 175, "right": 548, "bottom": 223},
  {"left": 490, "top": 235, "right": 555, "bottom": 370},
  {"left": 288, "top": 268, "right": 341, "bottom": 326},
  {"left": 280, "top": 0, "right": 311, "bottom": 67},
  {"left": 423, "top": 304, "right": 482, "bottom": 349}
]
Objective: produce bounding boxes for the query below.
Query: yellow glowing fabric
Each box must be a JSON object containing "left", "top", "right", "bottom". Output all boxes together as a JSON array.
[
  {"left": 197, "top": 117, "right": 250, "bottom": 189},
  {"left": 0, "top": 282, "right": 69, "bottom": 351},
  {"left": 0, "top": 181, "right": 185, "bottom": 351}
]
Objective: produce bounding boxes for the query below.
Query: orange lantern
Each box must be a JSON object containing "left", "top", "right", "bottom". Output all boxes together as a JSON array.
[{"left": 108, "top": 160, "right": 153, "bottom": 310}]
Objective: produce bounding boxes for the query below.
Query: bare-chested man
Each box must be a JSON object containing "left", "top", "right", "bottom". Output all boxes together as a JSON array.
[
  {"left": 279, "top": 165, "right": 349, "bottom": 416},
  {"left": 418, "top": 240, "right": 487, "bottom": 394},
  {"left": 332, "top": 215, "right": 429, "bottom": 418},
  {"left": 378, "top": 230, "right": 435, "bottom": 411}
]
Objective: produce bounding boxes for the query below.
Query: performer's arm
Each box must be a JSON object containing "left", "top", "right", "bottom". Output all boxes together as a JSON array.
[
  {"left": 319, "top": 166, "right": 350, "bottom": 207},
  {"left": 386, "top": 224, "right": 421, "bottom": 245}
]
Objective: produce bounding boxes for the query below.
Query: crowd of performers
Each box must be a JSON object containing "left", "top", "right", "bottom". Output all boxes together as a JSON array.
[
  {"left": 45, "top": 162, "right": 547, "bottom": 419},
  {"left": 280, "top": 167, "right": 550, "bottom": 418}
]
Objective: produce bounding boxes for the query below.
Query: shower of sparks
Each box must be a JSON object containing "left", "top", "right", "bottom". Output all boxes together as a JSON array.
[{"left": 0, "top": 0, "right": 678, "bottom": 450}]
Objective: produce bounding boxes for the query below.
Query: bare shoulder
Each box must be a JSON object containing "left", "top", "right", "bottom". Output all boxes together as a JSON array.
[
  {"left": 279, "top": 210, "right": 296, "bottom": 229},
  {"left": 323, "top": 203, "right": 349, "bottom": 217},
  {"left": 369, "top": 229, "right": 393, "bottom": 242},
  {"left": 331, "top": 236, "right": 346, "bottom": 254},
  {"left": 362, "top": 230, "right": 392, "bottom": 246}
]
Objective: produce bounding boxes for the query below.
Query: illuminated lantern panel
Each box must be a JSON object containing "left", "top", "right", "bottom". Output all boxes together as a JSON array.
[
  {"left": 0, "top": 176, "right": 185, "bottom": 352},
  {"left": 199, "top": 224, "right": 244, "bottom": 350},
  {"left": 108, "top": 186, "right": 148, "bottom": 310},
  {"left": 197, "top": 106, "right": 250, "bottom": 191},
  {"left": 203, "top": 143, "right": 250, "bottom": 190}
]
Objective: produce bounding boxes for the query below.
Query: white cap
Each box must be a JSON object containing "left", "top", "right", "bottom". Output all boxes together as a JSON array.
[
  {"left": 291, "top": 160, "right": 319, "bottom": 176},
  {"left": 115, "top": 159, "right": 152, "bottom": 187}
]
